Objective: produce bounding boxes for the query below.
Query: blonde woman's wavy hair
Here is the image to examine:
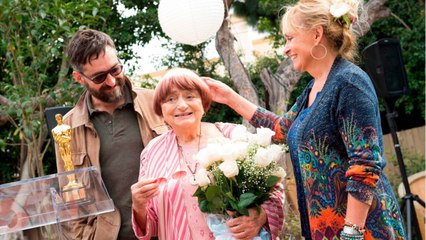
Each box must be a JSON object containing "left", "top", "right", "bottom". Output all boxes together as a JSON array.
[{"left": 281, "top": 0, "right": 363, "bottom": 62}]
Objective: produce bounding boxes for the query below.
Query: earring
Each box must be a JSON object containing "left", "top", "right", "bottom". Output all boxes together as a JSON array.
[{"left": 310, "top": 44, "right": 327, "bottom": 60}]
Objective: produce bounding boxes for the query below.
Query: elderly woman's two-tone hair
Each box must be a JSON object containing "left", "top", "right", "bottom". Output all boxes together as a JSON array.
[{"left": 153, "top": 68, "right": 212, "bottom": 117}]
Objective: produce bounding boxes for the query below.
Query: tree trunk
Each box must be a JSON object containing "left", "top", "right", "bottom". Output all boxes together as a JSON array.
[
  {"left": 259, "top": 58, "right": 302, "bottom": 113},
  {"left": 215, "top": 20, "right": 260, "bottom": 106},
  {"left": 215, "top": 13, "right": 260, "bottom": 130}
]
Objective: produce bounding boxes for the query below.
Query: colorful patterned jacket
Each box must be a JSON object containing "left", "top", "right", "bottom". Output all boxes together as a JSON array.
[{"left": 250, "top": 57, "right": 406, "bottom": 239}]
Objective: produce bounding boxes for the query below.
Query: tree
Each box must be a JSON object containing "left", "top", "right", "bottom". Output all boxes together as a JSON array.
[
  {"left": 0, "top": 0, "right": 165, "bottom": 182},
  {"left": 0, "top": 0, "right": 108, "bottom": 181}
]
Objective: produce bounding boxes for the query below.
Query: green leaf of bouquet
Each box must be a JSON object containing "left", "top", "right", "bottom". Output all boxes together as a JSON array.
[
  {"left": 206, "top": 185, "right": 220, "bottom": 201},
  {"left": 211, "top": 196, "right": 225, "bottom": 213},
  {"left": 229, "top": 199, "right": 239, "bottom": 212},
  {"left": 199, "top": 200, "right": 209, "bottom": 213},
  {"left": 238, "top": 193, "right": 257, "bottom": 208},
  {"left": 266, "top": 175, "right": 280, "bottom": 188},
  {"left": 257, "top": 193, "right": 270, "bottom": 203},
  {"left": 239, "top": 207, "right": 249, "bottom": 216},
  {"left": 225, "top": 191, "right": 236, "bottom": 201},
  {"left": 193, "top": 187, "right": 205, "bottom": 197}
]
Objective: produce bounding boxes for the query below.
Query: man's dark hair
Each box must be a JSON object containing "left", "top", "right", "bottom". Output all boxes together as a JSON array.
[{"left": 66, "top": 29, "right": 116, "bottom": 71}]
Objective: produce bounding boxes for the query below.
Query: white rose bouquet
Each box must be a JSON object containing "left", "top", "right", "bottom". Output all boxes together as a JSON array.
[{"left": 193, "top": 126, "right": 287, "bottom": 217}]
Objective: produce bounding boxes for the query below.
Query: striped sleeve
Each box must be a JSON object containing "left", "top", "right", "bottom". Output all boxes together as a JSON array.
[
  {"left": 262, "top": 183, "right": 285, "bottom": 239},
  {"left": 214, "top": 122, "right": 238, "bottom": 137},
  {"left": 132, "top": 137, "right": 163, "bottom": 239}
]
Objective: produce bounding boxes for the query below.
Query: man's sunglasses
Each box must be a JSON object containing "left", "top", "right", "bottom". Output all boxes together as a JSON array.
[{"left": 79, "top": 64, "right": 123, "bottom": 84}]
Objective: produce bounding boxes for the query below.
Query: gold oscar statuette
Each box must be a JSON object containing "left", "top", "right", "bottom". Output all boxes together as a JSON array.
[{"left": 52, "top": 114, "right": 87, "bottom": 203}]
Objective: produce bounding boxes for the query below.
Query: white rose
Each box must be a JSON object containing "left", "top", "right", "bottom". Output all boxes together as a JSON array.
[
  {"left": 233, "top": 141, "right": 249, "bottom": 160},
  {"left": 330, "top": 1, "right": 350, "bottom": 18},
  {"left": 253, "top": 147, "right": 273, "bottom": 167},
  {"left": 267, "top": 144, "right": 284, "bottom": 163},
  {"left": 251, "top": 127, "right": 276, "bottom": 147},
  {"left": 221, "top": 143, "right": 238, "bottom": 162},
  {"left": 272, "top": 167, "right": 287, "bottom": 181},
  {"left": 230, "top": 125, "right": 248, "bottom": 142},
  {"left": 247, "top": 132, "right": 256, "bottom": 144},
  {"left": 218, "top": 160, "right": 239, "bottom": 178},
  {"left": 195, "top": 168, "right": 211, "bottom": 187},
  {"left": 196, "top": 143, "right": 223, "bottom": 168}
]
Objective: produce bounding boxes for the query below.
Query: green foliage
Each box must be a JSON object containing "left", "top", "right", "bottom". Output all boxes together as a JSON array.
[
  {"left": 194, "top": 182, "right": 228, "bottom": 214},
  {"left": 204, "top": 76, "right": 243, "bottom": 124},
  {"left": 233, "top": 0, "right": 297, "bottom": 48},
  {"left": 0, "top": 122, "right": 20, "bottom": 183},
  {"left": 135, "top": 74, "right": 159, "bottom": 90},
  {"left": 0, "top": 0, "right": 169, "bottom": 182},
  {"left": 0, "top": 0, "right": 115, "bottom": 181},
  {"left": 109, "top": 0, "right": 165, "bottom": 63},
  {"left": 159, "top": 40, "right": 213, "bottom": 72}
]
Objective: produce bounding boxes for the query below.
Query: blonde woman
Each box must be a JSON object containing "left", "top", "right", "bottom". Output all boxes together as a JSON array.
[{"left": 204, "top": 0, "right": 406, "bottom": 239}]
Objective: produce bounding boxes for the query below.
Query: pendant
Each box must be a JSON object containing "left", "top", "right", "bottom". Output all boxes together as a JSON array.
[{"left": 189, "top": 175, "right": 198, "bottom": 185}]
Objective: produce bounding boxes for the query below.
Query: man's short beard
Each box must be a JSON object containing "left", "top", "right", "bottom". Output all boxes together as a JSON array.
[{"left": 85, "top": 77, "right": 125, "bottom": 103}]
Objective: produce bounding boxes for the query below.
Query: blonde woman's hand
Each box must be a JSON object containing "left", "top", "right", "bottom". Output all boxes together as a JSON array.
[
  {"left": 202, "top": 77, "right": 258, "bottom": 120},
  {"left": 202, "top": 77, "right": 235, "bottom": 106}
]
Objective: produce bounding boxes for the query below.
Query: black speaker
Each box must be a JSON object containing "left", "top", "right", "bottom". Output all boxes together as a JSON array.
[{"left": 362, "top": 38, "right": 409, "bottom": 99}]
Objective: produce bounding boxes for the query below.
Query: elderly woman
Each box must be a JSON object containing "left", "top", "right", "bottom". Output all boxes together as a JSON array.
[
  {"left": 131, "top": 68, "right": 284, "bottom": 240},
  {"left": 204, "top": 0, "right": 406, "bottom": 239}
]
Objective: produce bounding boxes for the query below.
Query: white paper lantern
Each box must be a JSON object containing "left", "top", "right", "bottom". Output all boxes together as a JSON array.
[{"left": 158, "top": 0, "right": 225, "bottom": 46}]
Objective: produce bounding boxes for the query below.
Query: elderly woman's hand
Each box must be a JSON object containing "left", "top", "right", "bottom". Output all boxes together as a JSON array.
[
  {"left": 226, "top": 207, "right": 267, "bottom": 240},
  {"left": 131, "top": 178, "right": 160, "bottom": 214}
]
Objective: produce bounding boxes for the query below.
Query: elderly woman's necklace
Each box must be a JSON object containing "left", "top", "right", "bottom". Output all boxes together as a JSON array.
[{"left": 176, "top": 131, "right": 201, "bottom": 185}]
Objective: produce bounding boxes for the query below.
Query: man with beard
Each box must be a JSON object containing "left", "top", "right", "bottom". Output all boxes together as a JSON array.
[{"left": 55, "top": 29, "right": 167, "bottom": 240}]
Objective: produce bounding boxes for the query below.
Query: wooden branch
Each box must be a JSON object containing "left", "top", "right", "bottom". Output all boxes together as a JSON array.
[
  {"left": 390, "top": 12, "right": 412, "bottom": 30},
  {"left": 215, "top": 20, "right": 260, "bottom": 106},
  {"left": 57, "top": 46, "right": 70, "bottom": 86}
]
